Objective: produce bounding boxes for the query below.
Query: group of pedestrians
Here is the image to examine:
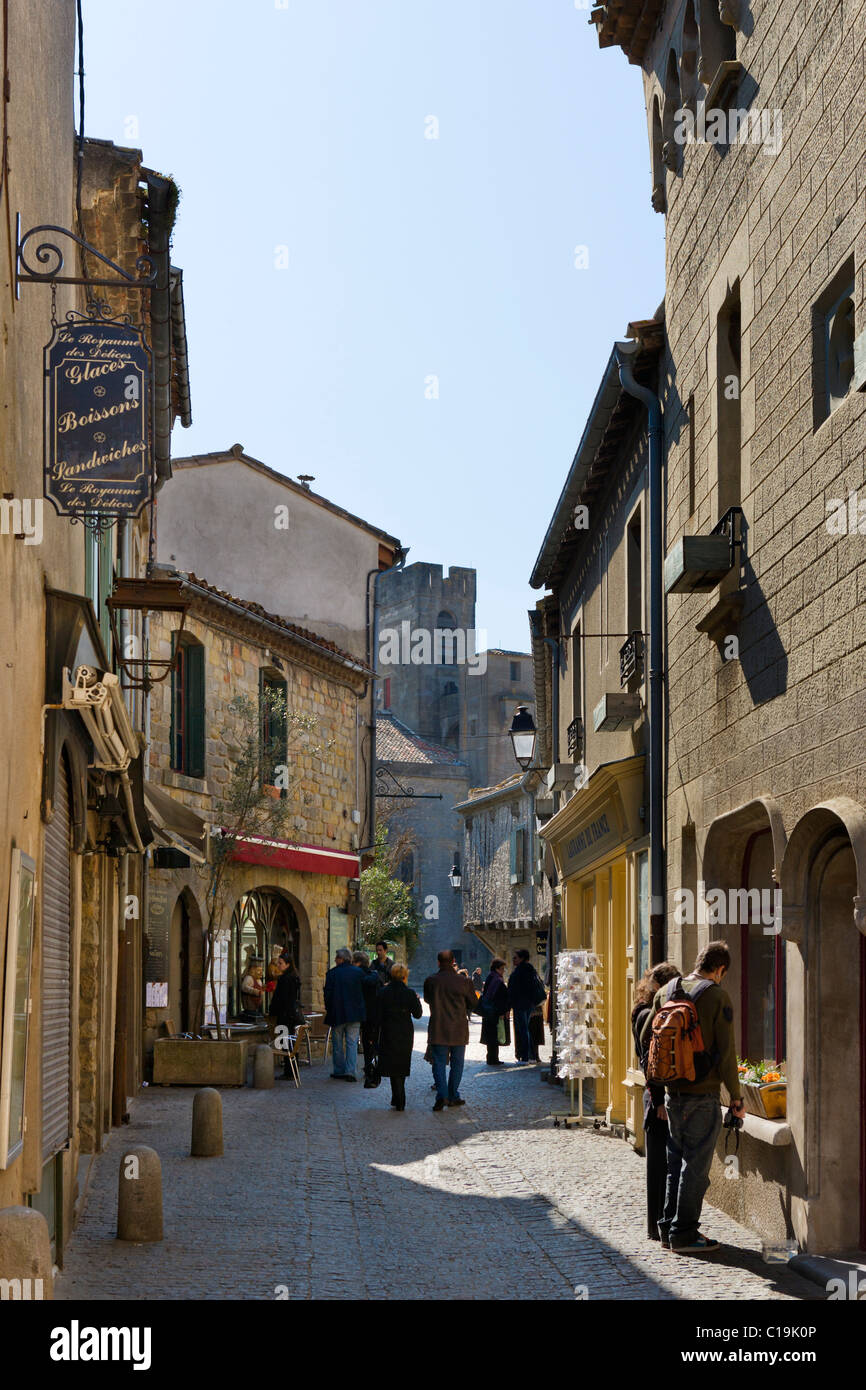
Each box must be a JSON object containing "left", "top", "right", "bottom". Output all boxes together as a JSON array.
[
  {"left": 632, "top": 940, "right": 745, "bottom": 1255},
  {"left": 322, "top": 941, "right": 422, "bottom": 1110},
  {"left": 478, "top": 950, "right": 547, "bottom": 1066}
]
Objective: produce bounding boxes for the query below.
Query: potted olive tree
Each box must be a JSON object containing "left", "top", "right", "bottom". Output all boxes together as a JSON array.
[{"left": 153, "top": 689, "right": 325, "bottom": 1085}]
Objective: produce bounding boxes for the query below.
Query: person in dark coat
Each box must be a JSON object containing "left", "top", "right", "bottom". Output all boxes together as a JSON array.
[
  {"left": 353, "top": 950, "right": 382, "bottom": 1085},
  {"left": 507, "top": 949, "right": 546, "bottom": 1063},
  {"left": 323, "top": 948, "right": 366, "bottom": 1080},
  {"left": 377, "top": 963, "right": 423, "bottom": 1110},
  {"left": 271, "top": 956, "right": 304, "bottom": 1079},
  {"left": 631, "top": 961, "right": 679, "bottom": 1240},
  {"left": 480, "top": 959, "right": 510, "bottom": 1066}
]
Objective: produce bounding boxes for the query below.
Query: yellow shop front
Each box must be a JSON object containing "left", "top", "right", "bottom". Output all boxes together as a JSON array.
[{"left": 541, "top": 756, "right": 648, "bottom": 1130}]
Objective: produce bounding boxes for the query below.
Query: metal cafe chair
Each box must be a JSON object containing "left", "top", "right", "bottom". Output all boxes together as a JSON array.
[{"left": 280, "top": 1025, "right": 308, "bottom": 1089}]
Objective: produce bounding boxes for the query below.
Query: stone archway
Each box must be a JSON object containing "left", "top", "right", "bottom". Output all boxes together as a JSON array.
[
  {"left": 702, "top": 797, "right": 787, "bottom": 1060},
  {"left": 780, "top": 799, "right": 866, "bottom": 1253},
  {"left": 228, "top": 885, "right": 313, "bottom": 1018},
  {"left": 168, "top": 887, "right": 205, "bottom": 1035}
]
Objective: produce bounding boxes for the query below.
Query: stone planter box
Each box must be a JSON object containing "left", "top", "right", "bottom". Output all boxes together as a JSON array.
[{"left": 153, "top": 1038, "right": 248, "bottom": 1087}]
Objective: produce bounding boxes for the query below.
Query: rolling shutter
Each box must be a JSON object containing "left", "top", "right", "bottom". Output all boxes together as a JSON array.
[{"left": 42, "top": 752, "right": 72, "bottom": 1159}]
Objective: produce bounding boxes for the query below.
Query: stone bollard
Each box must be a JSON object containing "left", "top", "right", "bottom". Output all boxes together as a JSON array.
[
  {"left": 117, "top": 1146, "right": 163, "bottom": 1242},
  {"left": 0, "top": 1205, "right": 53, "bottom": 1300},
  {"left": 254, "top": 1042, "right": 275, "bottom": 1090},
  {"left": 191, "top": 1087, "right": 223, "bottom": 1157}
]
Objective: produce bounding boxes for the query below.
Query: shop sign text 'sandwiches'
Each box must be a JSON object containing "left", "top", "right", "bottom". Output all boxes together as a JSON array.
[{"left": 44, "top": 317, "right": 151, "bottom": 519}]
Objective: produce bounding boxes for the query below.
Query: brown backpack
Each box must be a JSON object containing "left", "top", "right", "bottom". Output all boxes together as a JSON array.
[{"left": 646, "top": 977, "right": 714, "bottom": 1085}]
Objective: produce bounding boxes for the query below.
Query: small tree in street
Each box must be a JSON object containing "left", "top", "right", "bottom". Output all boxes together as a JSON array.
[
  {"left": 358, "top": 823, "right": 420, "bottom": 958},
  {"left": 193, "top": 688, "right": 328, "bottom": 1037}
]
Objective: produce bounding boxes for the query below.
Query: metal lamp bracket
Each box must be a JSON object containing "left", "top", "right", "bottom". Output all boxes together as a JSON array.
[{"left": 16, "top": 214, "right": 158, "bottom": 296}]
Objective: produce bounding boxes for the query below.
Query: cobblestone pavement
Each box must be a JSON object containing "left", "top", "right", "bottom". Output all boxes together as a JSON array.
[{"left": 57, "top": 1015, "right": 821, "bottom": 1301}]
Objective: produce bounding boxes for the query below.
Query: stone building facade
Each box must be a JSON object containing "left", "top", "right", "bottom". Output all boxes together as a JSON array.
[
  {"left": 455, "top": 774, "right": 553, "bottom": 978},
  {"left": 593, "top": 0, "right": 866, "bottom": 1252},
  {"left": 0, "top": 1, "right": 190, "bottom": 1273},
  {"left": 145, "top": 572, "right": 368, "bottom": 1046},
  {"left": 531, "top": 323, "right": 663, "bottom": 1127}
]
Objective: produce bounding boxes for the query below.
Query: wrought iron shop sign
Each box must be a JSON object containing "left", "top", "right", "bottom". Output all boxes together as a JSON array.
[{"left": 44, "top": 315, "right": 152, "bottom": 521}]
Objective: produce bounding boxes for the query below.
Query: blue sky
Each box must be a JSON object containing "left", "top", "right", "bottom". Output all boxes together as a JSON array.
[{"left": 83, "top": 0, "right": 664, "bottom": 652}]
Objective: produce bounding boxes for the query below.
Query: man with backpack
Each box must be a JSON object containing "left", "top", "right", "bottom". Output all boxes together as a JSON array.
[{"left": 640, "top": 940, "right": 745, "bottom": 1254}]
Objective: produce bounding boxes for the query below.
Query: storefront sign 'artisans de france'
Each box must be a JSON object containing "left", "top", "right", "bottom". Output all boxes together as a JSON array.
[{"left": 44, "top": 318, "right": 152, "bottom": 520}]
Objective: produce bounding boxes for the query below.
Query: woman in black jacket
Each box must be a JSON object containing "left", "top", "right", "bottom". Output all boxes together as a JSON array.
[
  {"left": 377, "top": 964, "right": 422, "bottom": 1111},
  {"left": 271, "top": 956, "right": 304, "bottom": 1080},
  {"left": 480, "top": 959, "right": 510, "bottom": 1066},
  {"left": 631, "top": 961, "right": 678, "bottom": 1240}
]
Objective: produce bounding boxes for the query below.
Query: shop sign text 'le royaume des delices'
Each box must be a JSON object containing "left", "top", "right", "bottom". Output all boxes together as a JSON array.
[{"left": 44, "top": 317, "right": 152, "bottom": 520}]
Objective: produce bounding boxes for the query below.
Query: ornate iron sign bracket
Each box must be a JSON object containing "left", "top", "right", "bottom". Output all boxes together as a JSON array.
[
  {"left": 15, "top": 214, "right": 158, "bottom": 297},
  {"left": 375, "top": 765, "right": 443, "bottom": 800}
]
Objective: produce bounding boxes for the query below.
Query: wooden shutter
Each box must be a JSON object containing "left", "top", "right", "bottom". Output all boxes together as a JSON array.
[
  {"left": 510, "top": 827, "right": 525, "bottom": 885},
  {"left": 186, "top": 642, "right": 206, "bottom": 778},
  {"left": 42, "top": 753, "right": 72, "bottom": 1159}
]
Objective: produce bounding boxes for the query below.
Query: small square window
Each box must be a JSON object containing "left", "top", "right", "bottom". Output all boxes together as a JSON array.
[
  {"left": 813, "top": 257, "right": 855, "bottom": 428},
  {"left": 510, "top": 661, "right": 520, "bottom": 682}
]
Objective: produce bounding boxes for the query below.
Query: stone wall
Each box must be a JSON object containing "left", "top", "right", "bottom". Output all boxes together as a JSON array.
[{"left": 635, "top": 0, "right": 866, "bottom": 955}]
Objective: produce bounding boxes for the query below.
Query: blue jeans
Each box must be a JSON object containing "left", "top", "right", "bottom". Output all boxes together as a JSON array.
[
  {"left": 331, "top": 1022, "right": 360, "bottom": 1076},
  {"left": 660, "top": 1093, "right": 723, "bottom": 1243},
  {"left": 513, "top": 1008, "right": 532, "bottom": 1060},
  {"left": 431, "top": 1044, "right": 465, "bottom": 1102}
]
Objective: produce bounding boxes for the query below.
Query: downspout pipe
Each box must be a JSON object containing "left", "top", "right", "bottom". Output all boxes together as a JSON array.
[
  {"left": 364, "top": 548, "right": 409, "bottom": 852},
  {"left": 615, "top": 341, "right": 665, "bottom": 966}
]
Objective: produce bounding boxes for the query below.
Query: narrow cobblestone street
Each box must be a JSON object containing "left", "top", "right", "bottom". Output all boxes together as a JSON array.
[{"left": 57, "top": 1015, "right": 821, "bottom": 1302}]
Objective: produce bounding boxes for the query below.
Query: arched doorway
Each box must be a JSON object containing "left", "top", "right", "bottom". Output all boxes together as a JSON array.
[
  {"left": 781, "top": 799, "right": 866, "bottom": 1253},
  {"left": 169, "top": 889, "right": 204, "bottom": 1035},
  {"left": 229, "top": 888, "right": 300, "bottom": 1019}
]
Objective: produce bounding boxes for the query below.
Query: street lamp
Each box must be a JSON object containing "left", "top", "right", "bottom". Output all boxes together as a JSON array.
[
  {"left": 509, "top": 705, "right": 537, "bottom": 771},
  {"left": 448, "top": 862, "right": 462, "bottom": 890}
]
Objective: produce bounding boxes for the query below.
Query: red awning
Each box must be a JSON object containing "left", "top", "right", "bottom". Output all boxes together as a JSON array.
[{"left": 227, "top": 832, "right": 359, "bottom": 878}]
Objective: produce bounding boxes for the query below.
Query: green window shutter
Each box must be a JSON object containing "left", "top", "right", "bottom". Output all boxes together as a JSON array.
[
  {"left": 98, "top": 525, "right": 114, "bottom": 662},
  {"left": 185, "top": 642, "right": 206, "bottom": 778},
  {"left": 510, "top": 827, "right": 525, "bottom": 885},
  {"left": 170, "top": 633, "right": 181, "bottom": 770}
]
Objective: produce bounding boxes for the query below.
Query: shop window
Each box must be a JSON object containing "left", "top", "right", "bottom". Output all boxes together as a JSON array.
[
  {"left": 740, "top": 830, "right": 785, "bottom": 1063},
  {"left": 636, "top": 850, "right": 649, "bottom": 980},
  {"left": 260, "top": 668, "right": 287, "bottom": 790},
  {"left": 171, "top": 635, "right": 206, "bottom": 778},
  {"left": 813, "top": 258, "right": 855, "bottom": 427}
]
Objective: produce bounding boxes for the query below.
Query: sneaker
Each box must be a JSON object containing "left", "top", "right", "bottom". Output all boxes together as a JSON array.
[
  {"left": 671, "top": 1233, "right": 720, "bottom": 1254},
  {"left": 447, "top": 1098, "right": 466, "bottom": 1107},
  {"left": 433, "top": 1098, "right": 446, "bottom": 1111}
]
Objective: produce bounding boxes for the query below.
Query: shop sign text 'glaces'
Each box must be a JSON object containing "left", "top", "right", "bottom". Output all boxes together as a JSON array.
[{"left": 44, "top": 317, "right": 152, "bottom": 520}]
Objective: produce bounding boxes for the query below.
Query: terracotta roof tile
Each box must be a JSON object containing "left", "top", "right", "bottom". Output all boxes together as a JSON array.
[{"left": 376, "top": 712, "right": 464, "bottom": 765}]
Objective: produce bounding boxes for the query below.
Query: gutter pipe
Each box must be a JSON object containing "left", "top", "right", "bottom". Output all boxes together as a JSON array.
[{"left": 614, "top": 341, "right": 665, "bottom": 966}]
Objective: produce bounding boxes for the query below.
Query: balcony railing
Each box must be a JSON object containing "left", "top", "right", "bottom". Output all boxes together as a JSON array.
[
  {"left": 619, "top": 632, "right": 644, "bottom": 688},
  {"left": 566, "top": 716, "right": 584, "bottom": 760}
]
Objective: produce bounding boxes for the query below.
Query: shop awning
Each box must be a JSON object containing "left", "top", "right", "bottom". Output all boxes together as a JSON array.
[
  {"left": 227, "top": 833, "right": 359, "bottom": 878},
  {"left": 144, "top": 782, "right": 209, "bottom": 864}
]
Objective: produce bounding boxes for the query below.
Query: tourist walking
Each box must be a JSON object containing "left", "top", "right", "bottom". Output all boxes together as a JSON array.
[
  {"left": 353, "top": 950, "right": 382, "bottom": 1086},
  {"left": 631, "top": 961, "right": 679, "bottom": 1238},
  {"left": 507, "top": 949, "right": 546, "bottom": 1063},
  {"left": 377, "top": 963, "right": 423, "bottom": 1111},
  {"left": 323, "top": 947, "right": 366, "bottom": 1081},
  {"left": 640, "top": 940, "right": 745, "bottom": 1253},
  {"left": 480, "top": 958, "right": 510, "bottom": 1065},
  {"left": 423, "top": 950, "right": 482, "bottom": 1110}
]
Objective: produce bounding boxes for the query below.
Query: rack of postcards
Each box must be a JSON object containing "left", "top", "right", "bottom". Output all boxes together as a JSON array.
[{"left": 553, "top": 950, "right": 604, "bottom": 1126}]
